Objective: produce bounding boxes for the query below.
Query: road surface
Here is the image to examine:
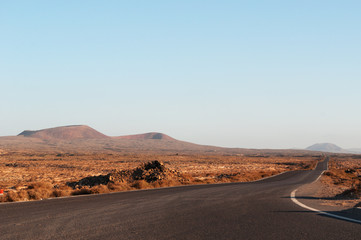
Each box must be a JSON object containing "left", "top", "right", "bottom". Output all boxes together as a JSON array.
[{"left": 1, "top": 159, "right": 360, "bottom": 239}]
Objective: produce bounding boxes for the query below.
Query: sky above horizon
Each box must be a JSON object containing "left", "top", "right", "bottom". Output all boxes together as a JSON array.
[{"left": 1, "top": 1, "right": 361, "bottom": 149}]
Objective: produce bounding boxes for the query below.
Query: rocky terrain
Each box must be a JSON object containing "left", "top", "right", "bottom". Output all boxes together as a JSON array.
[
  {"left": 67, "top": 160, "right": 188, "bottom": 189},
  {"left": 3, "top": 125, "right": 356, "bottom": 204},
  {"left": 0, "top": 151, "right": 319, "bottom": 202}
]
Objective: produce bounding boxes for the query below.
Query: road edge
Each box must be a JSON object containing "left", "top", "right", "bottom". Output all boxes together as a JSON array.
[
  {"left": 290, "top": 165, "right": 361, "bottom": 224},
  {"left": 1, "top": 169, "right": 293, "bottom": 206}
]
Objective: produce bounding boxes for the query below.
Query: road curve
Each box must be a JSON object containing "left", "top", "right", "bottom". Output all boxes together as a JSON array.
[{"left": 1, "top": 159, "right": 360, "bottom": 240}]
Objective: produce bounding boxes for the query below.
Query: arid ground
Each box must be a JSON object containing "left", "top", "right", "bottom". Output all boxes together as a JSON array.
[
  {"left": 0, "top": 149, "right": 320, "bottom": 202},
  {"left": 0, "top": 126, "right": 360, "bottom": 206},
  {"left": 312, "top": 154, "right": 361, "bottom": 208}
]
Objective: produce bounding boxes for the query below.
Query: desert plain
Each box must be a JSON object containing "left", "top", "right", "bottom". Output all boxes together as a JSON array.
[{"left": 0, "top": 125, "right": 360, "bottom": 208}]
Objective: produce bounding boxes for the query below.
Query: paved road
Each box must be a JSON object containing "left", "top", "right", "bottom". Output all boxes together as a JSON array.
[{"left": 1, "top": 159, "right": 360, "bottom": 240}]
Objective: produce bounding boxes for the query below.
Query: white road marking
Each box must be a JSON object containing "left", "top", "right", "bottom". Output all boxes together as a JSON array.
[
  {"left": 290, "top": 161, "right": 361, "bottom": 224},
  {"left": 291, "top": 189, "right": 361, "bottom": 224},
  {"left": 312, "top": 170, "right": 325, "bottom": 184}
]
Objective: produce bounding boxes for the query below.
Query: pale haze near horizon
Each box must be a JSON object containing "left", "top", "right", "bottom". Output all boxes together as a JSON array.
[{"left": 1, "top": 1, "right": 360, "bottom": 149}]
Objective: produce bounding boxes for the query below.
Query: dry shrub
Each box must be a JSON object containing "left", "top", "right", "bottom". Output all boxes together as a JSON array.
[
  {"left": 71, "top": 187, "right": 92, "bottom": 195},
  {"left": 150, "top": 180, "right": 178, "bottom": 188},
  {"left": 90, "top": 185, "right": 110, "bottom": 194},
  {"left": 27, "top": 182, "right": 54, "bottom": 200},
  {"left": 4, "top": 182, "right": 55, "bottom": 202},
  {"left": 27, "top": 189, "right": 43, "bottom": 200},
  {"left": 131, "top": 180, "right": 150, "bottom": 189},
  {"left": 150, "top": 181, "right": 161, "bottom": 188},
  {"left": 5, "top": 191, "right": 22, "bottom": 202},
  {"left": 51, "top": 185, "right": 72, "bottom": 198},
  {"left": 181, "top": 173, "right": 194, "bottom": 182},
  {"left": 28, "top": 182, "right": 54, "bottom": 190},
  {"left": 107, "top": 182, "right": 131, "bottom": 191}
]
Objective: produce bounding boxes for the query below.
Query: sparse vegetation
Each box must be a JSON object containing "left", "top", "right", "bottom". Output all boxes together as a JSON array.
[
  {"left": 0, "top": 151, "right": 320, "bottom": 202},
  {"left": 0, "top": 125, "right": 325, "bottom": 202},
  {"left": 318, "top": 154, "right": 361, "bottom": 207}
]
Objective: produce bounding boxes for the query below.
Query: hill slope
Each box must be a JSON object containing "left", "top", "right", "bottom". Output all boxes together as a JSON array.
[
  {"left": 306, "top": 143, "right": 343, "bottom": 153},
  {"left": 18, "top": 125, "right": 109, "bottom": 140},
  {"left": 0, "top": 125, "right": 327, "bottom": 155},
  {"left": 115, "top": 132, "right": 175, "bottom": 141}
]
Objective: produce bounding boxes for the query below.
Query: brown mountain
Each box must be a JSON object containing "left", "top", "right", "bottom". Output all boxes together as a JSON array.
[
  {"left": 18, "top": 125, "right": 109, "bottom": 140},
  {"left": 114, "top": 132, "right": 175, "bottom": 141},
  {"left": 4, "top": 125, "right": 317, "bottom": 155}
]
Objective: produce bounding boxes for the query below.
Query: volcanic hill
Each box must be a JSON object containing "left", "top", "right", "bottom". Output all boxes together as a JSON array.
[
  {"left": 18, "top": 125, "right": 109, "bottom": 140},
  {"left": 11, "top": 125, "right": 209, "bottom": 153},
  {"left": 115, "top": 132, "right": 175, "bottom": 140},
  {"left": 306, "top": 143, "right": 343, "bottom": 153},
  {"left": 0, "top": 125, "right": 320, "bottom": 155}
]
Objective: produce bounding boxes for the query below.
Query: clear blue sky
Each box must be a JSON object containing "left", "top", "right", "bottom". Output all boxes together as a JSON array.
[{"left": 1, "top": 1, "right": 360, "bottom": 149}]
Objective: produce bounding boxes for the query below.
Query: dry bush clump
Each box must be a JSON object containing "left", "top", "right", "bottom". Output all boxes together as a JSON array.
[
  {"left": 3, "top": 182, "right": 53, "bottom": 201},
  {"left": 107, "top": 182, "right": 131, "bottom": 191},
  {"left": 89, "top": 184, "right": 110, "bottom": 194},
  {"left": 131, "top": 180, "right": 151, "bottom": 190},
  {"left": 52, "top": 185, "right": 73, "bottom": 197},
  {"left": 72, "top": 187, "right": 92, "bottom": 195}
]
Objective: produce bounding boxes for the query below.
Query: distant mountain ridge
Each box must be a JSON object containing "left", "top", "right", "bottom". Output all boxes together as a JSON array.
[
  {"left": 306, "top": 143, "right": 361, "bottom": 154},
  {"left": 306, "top": 143, "right": 343, "bottom": 153},
  {"left": 18, "top": 125, "right": 176, "bottom": 141},
  {"left": 11, "top": 125, "right": 361, "bottom": 154},
  {"left": 1, "top": 125, "right": 317, "bottom": 155},
  {"left": 115, "top": 132, "right": 175, "bottom": 141}
]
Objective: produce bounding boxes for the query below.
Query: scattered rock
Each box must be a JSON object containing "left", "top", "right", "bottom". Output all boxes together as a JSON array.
[
  {"left": 336, "top": 183, "right": 361, "bottom": 199},
  {"left": 345, "top": 168, "right": 356, "bottom": 174},
  {"left": 67, "top": 174, "right": 111, "bottom": 188},
  {"left": 67, "top": 161, "right": 186, "bottom": 189},
  {"left": 5, "top": 163, "right": 29, "bottom": 168}
]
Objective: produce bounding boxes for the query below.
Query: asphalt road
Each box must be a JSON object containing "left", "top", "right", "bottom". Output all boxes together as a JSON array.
[{"left": 1, "top": 159, "right": 360, "bottom": 240}]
